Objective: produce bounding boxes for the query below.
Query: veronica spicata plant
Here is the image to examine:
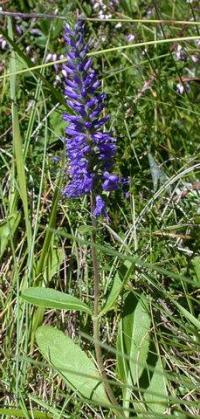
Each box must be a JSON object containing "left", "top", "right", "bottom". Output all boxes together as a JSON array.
[
  {"left": 62, "top": 19, "right": 121, "bottom": 409},
  {"left": 22, "top": 19, "right": 123, "bottom": 416},
  {"left": 62, "top": 19, "right": 119, "bottom": 217}
]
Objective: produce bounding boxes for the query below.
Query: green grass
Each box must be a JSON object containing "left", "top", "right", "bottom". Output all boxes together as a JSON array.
[{"left": 1, "top": 0, "right": 200, "bottom": 417}]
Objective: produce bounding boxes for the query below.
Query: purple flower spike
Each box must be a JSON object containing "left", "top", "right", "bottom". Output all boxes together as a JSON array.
[{"left": 62, "top": 20, "right": 119, "bottom": 217}]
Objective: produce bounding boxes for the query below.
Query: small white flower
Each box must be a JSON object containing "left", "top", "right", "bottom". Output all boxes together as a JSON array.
[
  {"left": 99, "top": 11, "right": 106, "bottom": 20},
  {"left": 93, "top": 3, "right": 99, "bottom": 10},
  {"left": 26, "top": 45, "right": 31, "bottom": 54},
  {"left": 46, "top": 53, "right": 53, "bottom": 62},
  {"left": 1, "top": 39, "right": 7, "bottom": 49},
  {"left": 174, "top": 44, "right": 187, "bottom": 61},
  {"left": 146, "top": 9, "right": 153, "bottom": 17},
  {"left": 177, "top": 82, "right": 184, "bottom": 94},
  {"left": 191, "top": 55, "right": 199, "bottom": 63},
  {"left": 115, "top": 22, "right": 122, "bottom": 29}
]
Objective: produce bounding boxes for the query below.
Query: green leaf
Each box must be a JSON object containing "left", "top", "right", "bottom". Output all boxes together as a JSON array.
[
  {"left": 116, "top": 319, "right": 128, "bottom": 384},
  {"left": 44, "top": 247, "right": 65, "bottom": 282},
  {"left": 116, "top": 293, "right": 151, "bottom": 415},
  {"left": 100, "top": 261, "right": 134, "bottom": 316},
  {"left": 122, "top": 293, "right": 151, "bottom": 385},
  {"left": 144, "top": 356, "right": 168, "bottom": 414},
  {"left": 100, "top": 271, "right": 123, "bottom": 316},
  {"left": 36, "top": 326, "right": 109, "bottom": 406},
  {"left": 21, "top": 287, "right": 92, "bottom": 315},
  {"left": 116, "top": 319, "right": 132, "bottom": 417}
]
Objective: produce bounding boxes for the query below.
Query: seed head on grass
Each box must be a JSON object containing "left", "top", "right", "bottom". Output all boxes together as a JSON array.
[{"left": 62, "top": 20, "right": 119, "bottom": 217}]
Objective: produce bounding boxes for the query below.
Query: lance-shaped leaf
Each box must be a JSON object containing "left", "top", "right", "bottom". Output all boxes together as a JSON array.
[
  {"left": 144, "top": 356, "right": 168, "bottom": 414},
  {"left": 118, "top": 293, "right": 151, "bottom": 385},
  {"left": 116, "top": 293, "right": 151, "bottom": 414},
  {"left": 21, "top": 287, "right": 92, "bottom": 315},
  {"left": 36, "top": 326, "right": 110, "bottom": 406}
]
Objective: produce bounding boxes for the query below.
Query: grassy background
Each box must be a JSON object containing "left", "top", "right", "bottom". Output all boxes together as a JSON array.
[{"left": 1, "top": 0, "right": 200, "bottom": 417}]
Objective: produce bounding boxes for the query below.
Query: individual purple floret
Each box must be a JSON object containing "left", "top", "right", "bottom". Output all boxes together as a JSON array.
[
  {"left": 93, "top": 195, "right": 107, "bottom": 217},
  {"left": 63, "top": 20, "right": 119, "bottom": 216}
]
